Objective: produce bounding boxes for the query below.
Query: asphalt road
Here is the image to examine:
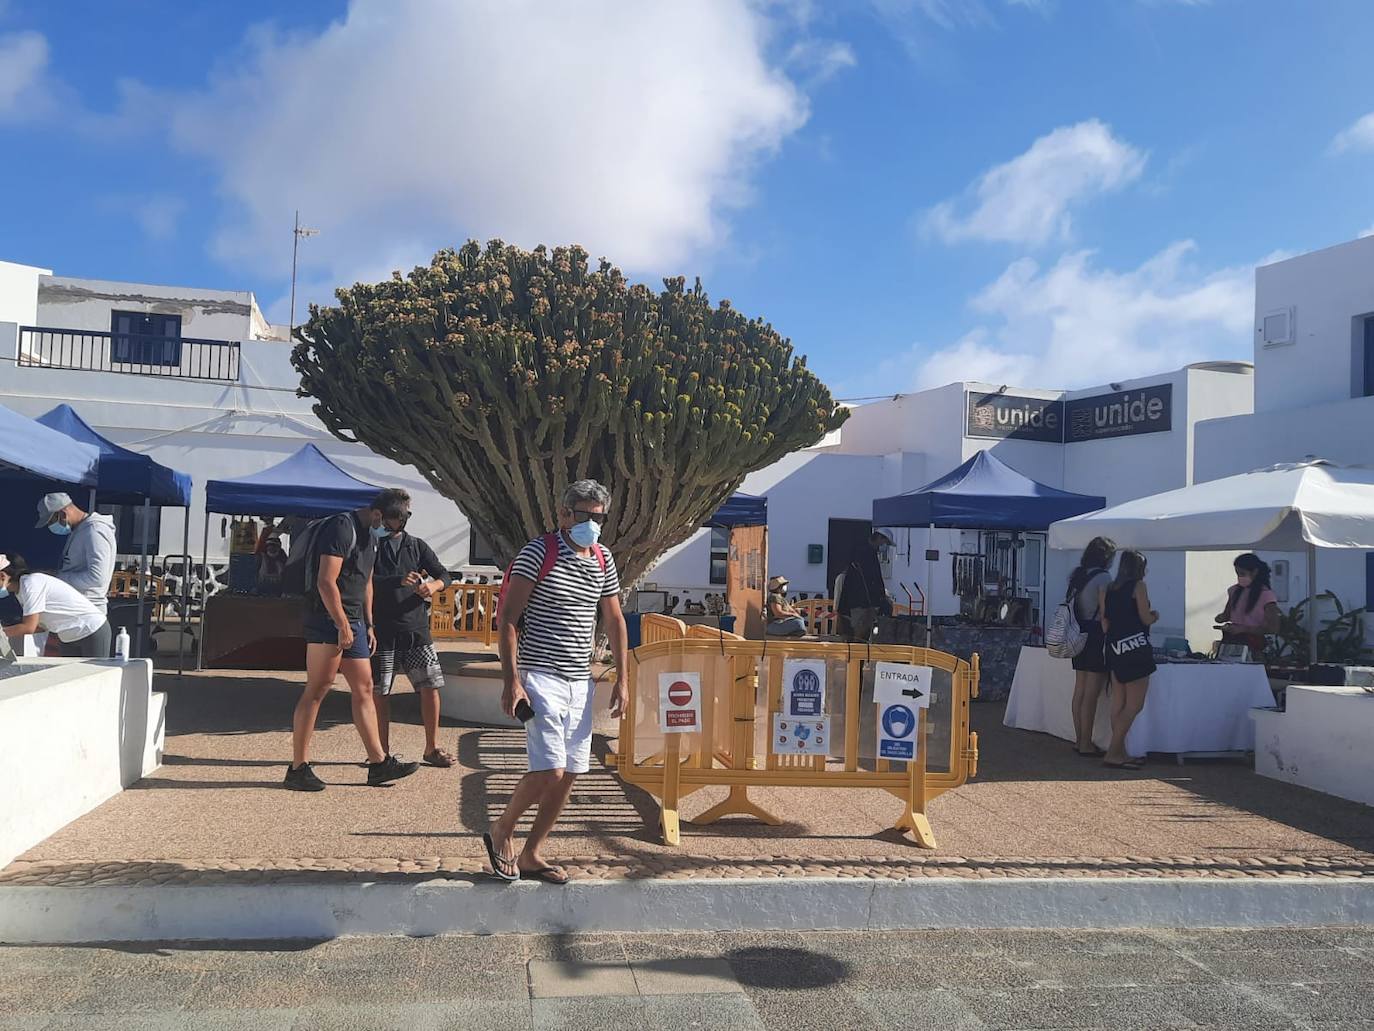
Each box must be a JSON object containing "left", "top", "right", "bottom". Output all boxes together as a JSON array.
[{"left": 2, "top": 926, "right": 1372, "bottom": 1029}]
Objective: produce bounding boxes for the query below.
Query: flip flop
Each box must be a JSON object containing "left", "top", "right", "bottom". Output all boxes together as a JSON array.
[
  {"left": 423, "top": 748, "right": 455, "bottom": 768},
  {"left": 520, "top": 865, "right": 570, "bottom": 885},
  {"left": 482, "top": 832, "right": 519, "bottom": 882},
  {"left": 1102, "top": 759, "right": 1144, "bottom": 770}
]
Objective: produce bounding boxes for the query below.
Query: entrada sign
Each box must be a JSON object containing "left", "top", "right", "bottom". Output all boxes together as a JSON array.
[
  {"left": 965, "top": 391, "right": 1062, "bottom": 443},
  {"left": 1065, "top": 384, "right": 1172, "bottom": 442}
]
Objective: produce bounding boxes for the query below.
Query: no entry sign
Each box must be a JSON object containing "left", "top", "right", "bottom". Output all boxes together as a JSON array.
[{"left": 658, "top": 671, "right": 702, "bottom": 733}]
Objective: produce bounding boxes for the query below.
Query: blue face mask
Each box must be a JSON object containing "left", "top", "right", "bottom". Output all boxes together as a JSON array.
[
  {"left": 568, "top": 518, "right": 602, "bottom": 549},
  {"left": 371, "top": 525, "right": 391, "bottom": 540},
  {"left": 0, "top": 587, "right": 8, "bottom": 599},
  {"left": 49, "top": 521, "right": 71, "bottom": 537}
]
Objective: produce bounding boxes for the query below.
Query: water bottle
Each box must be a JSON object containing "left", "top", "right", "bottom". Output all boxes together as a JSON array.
[{"left": 114, "top": 627, "right": 130, "bottom": 664}]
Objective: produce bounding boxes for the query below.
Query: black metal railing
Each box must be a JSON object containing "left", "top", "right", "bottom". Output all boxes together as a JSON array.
[{"left": 17, "top": 326, "right": 241, "bottom": 383}]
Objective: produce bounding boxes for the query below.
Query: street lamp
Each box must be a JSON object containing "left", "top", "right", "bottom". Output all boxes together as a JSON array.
[{"left": 288, "top": 210, "right": 319, "bottom": 339}]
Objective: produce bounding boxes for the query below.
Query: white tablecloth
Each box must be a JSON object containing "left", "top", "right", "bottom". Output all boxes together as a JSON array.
[{"left": 1004, "top": 646, "right": 1274, "bottom": 755}]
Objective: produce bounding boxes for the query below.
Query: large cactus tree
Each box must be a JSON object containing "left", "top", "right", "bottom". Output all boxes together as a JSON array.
[{"left": 292, "top": 240, "right": 848, "bottom": 587}]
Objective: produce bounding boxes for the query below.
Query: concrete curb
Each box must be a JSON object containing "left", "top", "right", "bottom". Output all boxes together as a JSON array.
[{"left": 3, "top": 876, "right": 1373, "bottom": 943}]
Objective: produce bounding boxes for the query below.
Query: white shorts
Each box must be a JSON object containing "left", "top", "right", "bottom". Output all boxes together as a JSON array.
[{"left": 522, "top": 669, "right": 595, "bottom": 774}]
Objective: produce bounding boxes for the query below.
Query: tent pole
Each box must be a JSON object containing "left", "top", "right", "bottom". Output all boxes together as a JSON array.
[
  {"left": 198, "top": 512, "right": 210, "bottom": 671},
  {"left": 1307, "top": 543, "right": 1318, "bottom": 667},
  {"left": 178, "top": 506, "right": 189, "bottom": 678},
  {"left": 927, "top": 522, "right": 935, "bottom": 648},
  {"left": 87, "top": 487, "right": 96, "bottom": 513},
  {"left": 136, "top": 498, "right": 150, "bottom": 659}
]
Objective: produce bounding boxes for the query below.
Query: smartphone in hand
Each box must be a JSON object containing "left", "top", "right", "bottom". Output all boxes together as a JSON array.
[{"left": 514, "top": 698, "right": 535, "bottom": 723}]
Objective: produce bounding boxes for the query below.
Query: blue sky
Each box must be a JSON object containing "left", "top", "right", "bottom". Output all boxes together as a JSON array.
[{"left": 2, "top": 0, "right": 1372, "bottom": 398}]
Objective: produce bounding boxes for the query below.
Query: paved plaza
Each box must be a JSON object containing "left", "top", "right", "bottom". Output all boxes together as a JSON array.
[
  {"left": 3, "top": 662, "right": 1372, "bottom": 887},
  {"left": 3, "top": 926, "right": 1373, "bottom": 1029}
]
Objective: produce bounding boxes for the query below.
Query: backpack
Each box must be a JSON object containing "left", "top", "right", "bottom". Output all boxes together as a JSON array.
[
  {"left": 495, "top": 532, "right": 607, "bottom": 628},
  {"left": 281, "top": 514, "right": 358, "bottom": 597},
  {"left": 1045, "top": 568, "right": 1100, "bottom": 659}
]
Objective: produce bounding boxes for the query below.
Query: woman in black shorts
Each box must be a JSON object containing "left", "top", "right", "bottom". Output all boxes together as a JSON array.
[
  {"left": 1101, "top": 550, "right": 1158, "bottom": 770},
  {"left": 1066, "top": 536, "right": 1115, "bottom": 757}
]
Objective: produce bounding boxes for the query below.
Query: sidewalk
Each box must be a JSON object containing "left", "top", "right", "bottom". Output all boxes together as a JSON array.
[{"left": 4, "top": 667, "right": 1372, "bottom": 889}]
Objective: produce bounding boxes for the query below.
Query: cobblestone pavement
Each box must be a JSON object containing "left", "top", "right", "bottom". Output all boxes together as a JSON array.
[
  {"left": 4, "top": 669, "right": 1372, "bottom": 887},
  {"left": 2, "top": 926, "right": 1372, "bottom": 1029}
]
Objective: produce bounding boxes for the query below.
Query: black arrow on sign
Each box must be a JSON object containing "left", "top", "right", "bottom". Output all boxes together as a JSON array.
[{"left": 900, "top": 687, "right": 925, "bottom": 701}]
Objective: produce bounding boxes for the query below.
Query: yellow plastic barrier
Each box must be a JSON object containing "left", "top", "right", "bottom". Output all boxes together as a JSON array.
[
  {"left": 430, "top": 583, "right": 498, "bottom": 646},
  {"left": 611, "top": 630, "right": 980, "bottom": 849}
]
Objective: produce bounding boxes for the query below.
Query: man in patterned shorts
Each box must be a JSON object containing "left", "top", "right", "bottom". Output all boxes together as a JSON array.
[{"left": 370, "top": 489, "right": 456, "bottom": 768}]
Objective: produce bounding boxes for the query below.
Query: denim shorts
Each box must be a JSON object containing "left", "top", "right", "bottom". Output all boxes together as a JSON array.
[{"left": 303, "top": 616, "right": 370, "bottom": 660}]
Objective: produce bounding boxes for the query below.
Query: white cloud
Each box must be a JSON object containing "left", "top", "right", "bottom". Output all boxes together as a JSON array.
[
  {"left": 1331, "top": 112, "right": 1374, "bottom": 155},
  {"left": 785, "top": 38, "right": 857, "bottom": 85},
  {"left": 163, "top": 0, "right": 812, "bottom": 292},
  {"left": 134, "top": 197, "right": 186, "bottom": 241},
  {"left": 924, "top": 120, "right": 1146, "bottom": 246},
  {"left": 1360, "top": 224, "right": 1374, "bottom": 239},
  {"left": 908, "top": 242, "right": 1254, "bottom": 389},
  {"left": 0, "top": 30, "right": 49, "bottom": 118}
]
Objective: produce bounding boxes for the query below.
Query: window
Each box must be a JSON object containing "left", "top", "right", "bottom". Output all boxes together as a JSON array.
[
  {"left": 469, "top": 526, "right": 498, "bottom": 567},
  {"left": 1363, "top": 316, "right": 1374, "bottom": 398},
  {"left": 98, "top": 504, "right": 162, "bottom": 557},
  {"left": 111, "top": 310, "right": 182, "bottom": 367},
  {"left": 709, "top": 526, "right": 729, "bottom": 585}
]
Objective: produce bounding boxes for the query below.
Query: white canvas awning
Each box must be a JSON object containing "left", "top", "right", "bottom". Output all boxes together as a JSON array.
[{"left": 1048, "top": 460, "right": 1374, "bottom": 554}]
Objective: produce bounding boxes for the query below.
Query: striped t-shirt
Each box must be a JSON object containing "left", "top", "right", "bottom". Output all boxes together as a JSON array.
[{"left": 512, "top": 533, "right": 621, "bottom": 680}]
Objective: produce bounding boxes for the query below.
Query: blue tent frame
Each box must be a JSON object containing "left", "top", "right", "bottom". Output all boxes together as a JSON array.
[
  {"left": 704, "top": 492, "right": 767, "bottom": 528},
  {"left": 872, "top": 451, "right": 1104, "bottom": 531},
  {"left": 35, "top": 404, "right": 194, "bottom": 664}
]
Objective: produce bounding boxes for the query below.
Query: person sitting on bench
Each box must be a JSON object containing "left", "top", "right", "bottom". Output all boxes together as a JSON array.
[{"left": 765, "top": 575, "right": 806, "bottom": 637}]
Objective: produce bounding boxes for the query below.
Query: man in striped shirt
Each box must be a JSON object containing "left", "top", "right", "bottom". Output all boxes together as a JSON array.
[{"left": 484, "top": 480, "right": 629, "bottom": 885}]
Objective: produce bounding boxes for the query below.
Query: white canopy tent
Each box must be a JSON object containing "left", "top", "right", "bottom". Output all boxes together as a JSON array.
[{"left": 1048, "top": 461, "right": 1374, "bottom": 663}]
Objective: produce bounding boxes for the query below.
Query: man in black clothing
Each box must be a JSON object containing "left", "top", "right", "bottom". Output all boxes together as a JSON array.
[
  {"left": 370, "top": 490, "right": 455, "bottom": 767},
  {"left": 285, "top": 488, "right": 420, "bottom": 791},
  {"left": 840, "top": 530, "right": 894, "bottom": 642}
]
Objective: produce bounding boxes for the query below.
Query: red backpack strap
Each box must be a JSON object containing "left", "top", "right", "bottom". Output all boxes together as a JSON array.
[
  {"left": 593, "top": 543, "right": 607, "bottom": 572},
  {"left": 538, "top": 532, "right": 561, "bottom": 582}
]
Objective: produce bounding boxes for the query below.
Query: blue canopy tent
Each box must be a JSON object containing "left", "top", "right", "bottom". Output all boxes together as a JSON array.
[
  {"left": 704, "top": 492, "right": 767, "bottom": 528},
  {"left": 36, "top": 404, "right": 194, "bottom": 663},
  {"left": 872, "top": 450, "right": 1106, "bottom": 635},
  {"left": 205, "top": 443, "right": 381, "bottom": 517},
  {"left": 0, "top": 403, "right": 100, "bottom": 648}
]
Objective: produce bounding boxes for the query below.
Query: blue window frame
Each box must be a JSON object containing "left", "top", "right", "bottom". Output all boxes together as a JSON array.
[
  {"left": 1363, "top": 316, "right": 1374, "bottom": 398},
  {"left": 111, "top": 310, "right": 182, "bottom": 367}
]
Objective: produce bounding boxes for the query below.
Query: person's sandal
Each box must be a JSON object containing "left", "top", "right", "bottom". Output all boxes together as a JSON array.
[
  {"left": 423, "top": 748, "right": 455, "bottom": 768},
  {"left": 520, "top": 865, "right": 570, "bottom": 885},
  {"left": 482, "top": 832, "right": 519, "bottom": 882}
]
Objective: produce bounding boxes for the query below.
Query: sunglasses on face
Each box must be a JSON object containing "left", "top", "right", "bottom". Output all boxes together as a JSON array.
[
  {"left": 571, "top": 510, "right": 608, "bottom": 525},
  {"left": 385, "top": 513, "right": 411, "bottom": 529}
]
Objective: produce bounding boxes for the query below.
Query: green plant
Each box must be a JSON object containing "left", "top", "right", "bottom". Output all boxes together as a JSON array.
[
  {"left": 292, "top": 240, "right": 848, "bottom": 585},
  {"left": 1265, "top": 591, "right": 1370, "bottom": 666}
]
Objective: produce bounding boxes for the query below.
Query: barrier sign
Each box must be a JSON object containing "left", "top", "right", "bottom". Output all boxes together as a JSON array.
[
  {"left": 782, "top": 658, "right": 827, "bottom": 717},
  {"left": 874, "top": 662, "right": 933, "bottom": 709},
  {"left": 773, "top": 715, "right": 828, "bottom": 756},
  {"left": 877, "top": 702, "right": 917, "bottom": 760},
  {"left": 658, "top": 672, "right": 702, "bottom": 733}
]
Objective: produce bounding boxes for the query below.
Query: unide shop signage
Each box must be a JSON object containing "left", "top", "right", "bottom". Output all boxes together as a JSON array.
[
  {"left": 1065, "top": 384, "right": 1172, "bottom": 442},
  {"left": 966, "top": 390, "right": 1063, "bottom": 443}
]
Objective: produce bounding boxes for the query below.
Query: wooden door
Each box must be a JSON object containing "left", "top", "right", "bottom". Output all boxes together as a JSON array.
[{"left": 727, "top": 524, "right": 768, "bottom": 638}]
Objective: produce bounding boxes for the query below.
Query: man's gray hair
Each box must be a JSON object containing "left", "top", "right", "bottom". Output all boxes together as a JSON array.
[{"left": 562, "top": 479, "right": 611, "bottom": 511}]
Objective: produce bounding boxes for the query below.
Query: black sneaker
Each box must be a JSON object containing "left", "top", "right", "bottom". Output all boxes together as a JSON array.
[
  {"left": 367, "top": 754, "right": 420, "bottom": 786},
  {"left": 284, "top": 762, "right": 326, "bottom": 791}
]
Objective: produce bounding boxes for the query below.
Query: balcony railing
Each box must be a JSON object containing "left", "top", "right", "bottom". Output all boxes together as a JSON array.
[{"left": 17, "top": 326, "right": 241, "bottom": 383}]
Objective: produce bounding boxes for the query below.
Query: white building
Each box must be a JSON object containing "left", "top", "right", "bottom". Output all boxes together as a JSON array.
[
  {"left": 0, "top": 261, "right": 481, "bottom": 571},
  {"left": 1193, "top": 235, "right": 1374, "bottom": 640}
]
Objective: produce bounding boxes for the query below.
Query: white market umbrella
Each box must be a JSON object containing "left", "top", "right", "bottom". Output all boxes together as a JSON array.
[{"left": 1048, "top": 460, "right": 1374, "bottom": 663}]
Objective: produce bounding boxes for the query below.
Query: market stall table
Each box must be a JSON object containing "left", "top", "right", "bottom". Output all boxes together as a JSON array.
[{"left": 1004, "top": 645, "right": 1275, "bottom": 759}]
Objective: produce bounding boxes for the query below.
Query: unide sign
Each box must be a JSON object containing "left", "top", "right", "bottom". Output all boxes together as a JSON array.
[
  {"left": 1065, "top": 384, "right": 1172, "bottom": 442},
  {"left": 965, "top": 392, "right": 1063, "bottom": 443}
]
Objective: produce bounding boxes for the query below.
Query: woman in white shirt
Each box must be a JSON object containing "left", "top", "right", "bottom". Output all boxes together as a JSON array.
[{"left": 0, "top": 553, "right": 111, "bottom": 657}]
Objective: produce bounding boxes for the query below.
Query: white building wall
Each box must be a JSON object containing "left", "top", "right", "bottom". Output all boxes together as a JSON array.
[
  {"left": 36, "top": 276, "right": 261, "bottom": 343},
  {"left": 1252, "top": 236, "right": 1374, "bottom": 414},
  {"left": 0, "top": 261, "right": 49, "bottom": 327}
]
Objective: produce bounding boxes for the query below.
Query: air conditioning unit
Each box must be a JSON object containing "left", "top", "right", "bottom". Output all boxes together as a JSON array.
[{"left": 1259, "top": 306, "right": 1295, "bottom": 347}]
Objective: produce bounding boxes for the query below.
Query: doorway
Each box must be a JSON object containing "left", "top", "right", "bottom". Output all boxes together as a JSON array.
[{"left": 827, "top": 518, "right": 872, "bottom": 598}]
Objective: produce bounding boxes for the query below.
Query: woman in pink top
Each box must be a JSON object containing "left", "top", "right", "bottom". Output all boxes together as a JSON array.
[{"left": 1215, "top": 553, "right": 1281, "bottom": 655}]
